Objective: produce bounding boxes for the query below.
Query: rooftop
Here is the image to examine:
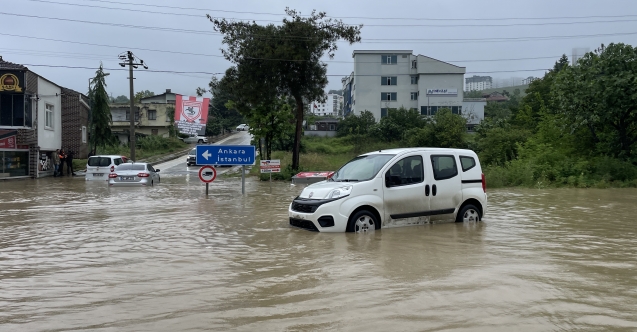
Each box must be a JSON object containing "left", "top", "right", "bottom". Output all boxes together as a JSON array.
[
  {"left": 0, "top": 56, "right": 28, "bottom": 70},
  {"left": 352, "top": 50, "right": 413, "bottom": 57}
]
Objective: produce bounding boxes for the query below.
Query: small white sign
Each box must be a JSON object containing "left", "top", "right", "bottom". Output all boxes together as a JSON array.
[
  {"left": 260, "top": 159, "right": 281, "bottom": 173},
  {"left": 426, "top": 88, "right": 458, "bottom": 95}
]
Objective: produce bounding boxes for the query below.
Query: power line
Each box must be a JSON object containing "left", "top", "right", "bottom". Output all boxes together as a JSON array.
[
  {"left": 22, "top": 0, "right": 637, "bottom": 28},
  {"left": 1, "top": 46, "right": 566, "bottom": 64},
  {"left": 75, "top": 0, "right": 637, "bottom": 22},
  {"left": 3, "top": 12, "right": 637, "bottom": 44},
  {"left": 21, "top": 63, "right": 550, "bottom": 75}
]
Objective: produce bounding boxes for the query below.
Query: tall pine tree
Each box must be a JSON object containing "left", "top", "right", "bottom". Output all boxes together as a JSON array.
[{"left": 88, "top": 64, "right": 113, "bottom": 153}]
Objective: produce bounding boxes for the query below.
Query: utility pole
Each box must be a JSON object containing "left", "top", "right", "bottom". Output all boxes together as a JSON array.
[{"left": 118, "top": 51, "right": 148, "bottom": 161}]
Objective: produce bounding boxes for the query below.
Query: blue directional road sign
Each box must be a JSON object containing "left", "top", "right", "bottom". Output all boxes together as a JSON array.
[{"left": 196, "top": 145, "right": 256, "bottom": 166}]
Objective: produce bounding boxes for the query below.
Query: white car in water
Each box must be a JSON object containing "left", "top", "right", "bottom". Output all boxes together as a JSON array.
[
  {"left": 182, "top": 135, "right": 208, "bottom": 144},
  {"left": 288, "top": 148, "right": 487, "bottom": 233},
  {"left": 108, "top": 162, "right": 161, "bottom": 187},
  {"left": 86, "top": 155, "right": 125, "bottom": 181}
]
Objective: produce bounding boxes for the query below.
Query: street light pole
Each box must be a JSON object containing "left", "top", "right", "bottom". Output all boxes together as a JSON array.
[{"left": 119, "top": 51, "right": 148, "bottom": 161}]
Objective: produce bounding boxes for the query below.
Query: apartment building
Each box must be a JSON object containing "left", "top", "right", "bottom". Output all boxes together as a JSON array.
[
  {"left": 465, "top": 75, "right": 493, "bottom": 91},
  {"left": 350, "top": 50, "right": 466, "bottom": 122},
  {"left": 309, "top": 93, "right": 341, "bottom": 117}
]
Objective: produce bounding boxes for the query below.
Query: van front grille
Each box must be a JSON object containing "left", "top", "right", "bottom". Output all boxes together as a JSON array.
[{"left": 289, "top": 218, "right": 318, "bottom": 232}]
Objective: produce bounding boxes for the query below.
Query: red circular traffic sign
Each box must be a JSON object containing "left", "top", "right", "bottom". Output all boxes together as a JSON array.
[{"left": 198, "top": 166, "right": 217, "bottom": 183}]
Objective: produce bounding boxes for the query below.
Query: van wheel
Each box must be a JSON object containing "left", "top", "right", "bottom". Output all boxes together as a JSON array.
[
  {"left": 457, "top": 204, "right": 480, "bottom": 223},
  {"left": 347, "top": 210, "right": 378, "bottom": 233},
  {"left": 198, "top": 139, "right": 203, "bottom": 143}
]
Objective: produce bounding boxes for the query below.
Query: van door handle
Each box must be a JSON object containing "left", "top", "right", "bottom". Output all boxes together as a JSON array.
[
  {"left": 425, "top": 185, "right": 430, "bottom": 196},
  {"left": 432, "top": 184, "right": 437, "bottom": 196}
]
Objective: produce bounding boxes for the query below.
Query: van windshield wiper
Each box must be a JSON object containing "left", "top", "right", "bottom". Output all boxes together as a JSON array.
[{"left": 336, "top": 179, "right": 358, "bottom": 182}]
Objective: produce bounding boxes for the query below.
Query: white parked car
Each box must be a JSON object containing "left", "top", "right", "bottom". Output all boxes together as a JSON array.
[
  {"left": 108, "top": 162, "right": 160, "bottom": 187},
  {"left": 236, "top": 124, "right": 248, "bottom": 131},
  {"left": 182, "top": 135, "right": 208, "bottom": 144},
  {"left": 86, "top": 155, "right": 125, "bottom": 181},
  {"left": 288, "top": 148, "right": 487, "bottom": 233}
]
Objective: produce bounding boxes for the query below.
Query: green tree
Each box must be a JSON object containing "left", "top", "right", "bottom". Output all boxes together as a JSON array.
[
  {"left": 235, "top": 98, "right": 294, "bottom": 160},
  {"left": 88, "top": 63, "right": 113, "bottom": 152},
  {"left": 134, "top": 90, "right": 155, "bottom": 103},
  {"left": 110, "top": 95, "right": 129, "bottom": 104},
  {"left": 209, "top": 8, "right": 362, "bottom": 170},
  {"left": 464, "top": 90, "right": 483, "bottom": 98},
  {"left": 372, "top": 107, "right": 426, "bottom": 142},
  {"left": 553, "top": 43, "right": 637, "bottom": 158},
  {"left": 337, "top": 110, "right": 376, "bottom": 136},
  {"left": 406, "top": 109, "right": 467, "bottom": 148}
]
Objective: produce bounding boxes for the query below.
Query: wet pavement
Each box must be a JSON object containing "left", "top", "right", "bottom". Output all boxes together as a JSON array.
[{"left": 1, "top": 138, "right": 637, "bottom": 330}]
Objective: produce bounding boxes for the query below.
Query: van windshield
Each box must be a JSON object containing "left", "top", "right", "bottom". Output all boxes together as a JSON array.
[
  {"left": 330, "top": 154, "right": 395, "bottom": 182},
  {"left": 116, "top": 164, "right": 146, "bottom": 171}
]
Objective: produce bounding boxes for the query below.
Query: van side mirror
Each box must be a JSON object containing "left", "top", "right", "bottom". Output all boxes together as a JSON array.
[{"left": 155, "top": 169, "right": 160, "bottom": 173}]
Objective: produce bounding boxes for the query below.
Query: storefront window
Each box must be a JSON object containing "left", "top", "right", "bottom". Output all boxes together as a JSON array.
[
  {"left": 0, "top": 94, "right": 29, "bottom": 127},
  {"left": 1, "top": 150, "right": 29, "bottom": 177}
]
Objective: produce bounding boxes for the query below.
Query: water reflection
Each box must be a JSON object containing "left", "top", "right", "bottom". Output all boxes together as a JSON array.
[{"left": 0, "top": 179, "right": 636, "bottom": 331}]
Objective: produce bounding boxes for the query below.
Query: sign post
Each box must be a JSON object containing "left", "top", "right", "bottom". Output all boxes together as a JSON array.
[
  {"left": 260, "top": 159, "right": 281, "bottom": 182},
  {"left": 198, "top": 165, "right": 217, "bottom": 196},
  {"left": 196, "top": 145, "right": 256, "bottom": 195}
]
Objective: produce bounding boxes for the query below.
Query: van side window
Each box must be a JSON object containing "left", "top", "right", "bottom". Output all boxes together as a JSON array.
[
  {"left": 460, "top": 156, "right": 476, "bottom": 172},
  {"left": 114, "top": 158, "right": 122, "bottom": 166},
  {"left": 385, "top": 155, "right": 424, "bottom": 187},
  {"left": 431, "top": 155, "right": 458, "bottom": 180}
]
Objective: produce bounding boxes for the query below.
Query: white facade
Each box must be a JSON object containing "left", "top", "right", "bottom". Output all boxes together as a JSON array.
[
  {"left": 465, "top": 75, "right": 492, "bottom": 91},
  {"left": 37, "top": 77, "right": 62, "bottom": 151},
  {"left": 351, "top": 50, "right": 466, "bottom": 122},
  {"left": 310, "top": 93, "right": 341, "bottom": 116}
]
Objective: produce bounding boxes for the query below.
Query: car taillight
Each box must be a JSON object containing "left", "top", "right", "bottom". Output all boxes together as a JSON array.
[
  {"left": 110, "top": 166, "right": 115, "bottom": 172},
  {"left": 109, "top": 173, "right": 118, "bottom": 178},
  {"left": 137, "top": 173, "right": 149, "bottom": 177},
  {"left": 481, "top": 173, "right": 486, "bottom": 193}
]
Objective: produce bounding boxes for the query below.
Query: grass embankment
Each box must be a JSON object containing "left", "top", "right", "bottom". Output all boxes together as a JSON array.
[
  {"left": 251, "top": 135, "right": 637, "bottom": 188},
  {"left": 73, "top": 136, "right": 187, "bottom": 171},
  {"left": 251, "top": 135, "right": 402, "bottom": 181}
]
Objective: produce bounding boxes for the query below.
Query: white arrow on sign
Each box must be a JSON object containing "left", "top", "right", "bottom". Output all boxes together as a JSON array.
[{"left": 202, "top": 150, "right": 212, "bottom": 160}]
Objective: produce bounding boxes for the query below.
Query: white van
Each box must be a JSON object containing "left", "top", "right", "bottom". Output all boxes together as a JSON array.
[
  {"left": 86, "top": 155, "right": 125, "bottom": 181},
  {"left": 288, "top": 148, "right": 487, "bottom": 232}
]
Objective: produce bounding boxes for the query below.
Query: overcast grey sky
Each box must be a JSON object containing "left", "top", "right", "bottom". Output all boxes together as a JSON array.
[{"left": 3, "top": 0, "right": 637, "bottom": 98}]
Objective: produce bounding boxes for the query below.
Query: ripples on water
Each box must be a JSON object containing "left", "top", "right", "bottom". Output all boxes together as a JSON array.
[{"left": 1, "top": 177, "right": 636, "bottom": 331}]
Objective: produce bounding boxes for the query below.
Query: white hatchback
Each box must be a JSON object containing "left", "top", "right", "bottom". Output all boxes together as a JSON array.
[
  {"left": 288, "top": 148, "right": 487, "bottom": 232},
  {"left": 86, "top": 155, "right": 125, "bottom": 181}
]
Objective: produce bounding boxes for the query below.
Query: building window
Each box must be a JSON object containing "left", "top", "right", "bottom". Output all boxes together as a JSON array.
[
  {"left": 451, "top": 106, "right": 462, "bottom": 115},
  {"left": 381, "top": 76, "right": 397, "bottom": 85},
  {"left": 329, "top": 124, "right": 335, "bottom": 131},
  {"left": 0, "top": 94, "right": 29, "bottom": 127},
  {"left": 81, "top": 126, "right": 87, "bottom": 143},
  {"left": 45, "top": 104, "right": 54, "bottom": 129},
  {"left": 381, "top": 92, "right": 397, "bottom": 101},
  {"left": 420, "top": 106, "right": 428, "bottom": 115},
  {"left": 411, "top": 60, "right": 417, "bottom": 69},
  {"left": 410, "top": 92, "right": 418, "bottom": 100},
  {"left": 430, "top": 106, "right": 438, "bottom": 115},
  {"left": 147, "top": 110, "right": 157, "bottom": 120},
  {"left": 126, "top": 110, "right": 140, "bottom": 121},
  {"left": 411, "top": 76, "right": 419, "bottom": 84},
  {"left": 381, "top": 108, "right": 388, "bottom": 118},
  {"left": 381, "top": 55, "right": 397, "bottom": 64}
]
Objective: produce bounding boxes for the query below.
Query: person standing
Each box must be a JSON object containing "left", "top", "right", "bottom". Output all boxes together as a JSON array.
[
  {"left": 59, "top": 149, "right": 66, "bottom": 176},
  {"left": 66, "top": 150, "right": 75, "bottom": 176},
  {"left": 52, "top": 149, "right": 61, "bottom": 177}
]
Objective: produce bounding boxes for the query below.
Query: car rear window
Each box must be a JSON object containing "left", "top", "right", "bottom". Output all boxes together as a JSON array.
[
  {"left": 88, "top": 157, "right": 112, "bottom": 167},
  {"left": 460, "top": 156, "right": 476, "bottom": 172},
  {"left": 116, "top": 164, "right": 146, "bottom": 171}
]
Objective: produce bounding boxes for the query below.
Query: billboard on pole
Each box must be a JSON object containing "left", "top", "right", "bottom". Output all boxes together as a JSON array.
[{"left": 175, "top": 95, "right": 210, "bottom": 136}]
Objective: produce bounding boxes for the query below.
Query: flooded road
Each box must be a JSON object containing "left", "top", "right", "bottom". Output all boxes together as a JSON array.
[{"left": 1, "top": 151, "right": 637, "bottom": 331}]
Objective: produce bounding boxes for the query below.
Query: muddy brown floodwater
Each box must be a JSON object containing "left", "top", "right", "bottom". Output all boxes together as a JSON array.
[{"left": 1, "top": 175, "right": 637, "bottom": 331}]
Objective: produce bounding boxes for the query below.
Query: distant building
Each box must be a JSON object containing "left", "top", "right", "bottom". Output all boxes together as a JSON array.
[
  {"left": 109, "top": 101, "right": 174, "bottom": 145},
  {"left": 305, "top": 118, "right": 339, "bottom": 137},
  {"left": 60, "top": 87, "right": 90, "bottom": 159},
  {"left": 462, "top": 98, "right": 486, "bottom": 131},
  {"left": 482, "top": 92, "right": 509, "bottom": 102},
  {"left": 465, "top": 75, "right": 493, "bottom": 91},
  {"left": 140, "top": 89, "right": 176, "bottom": 104},
  {"left": 350, "top": 50, "right": 466, "bottom": 122},
  {"left": 341, "top": 73, "right": 354, "bottom": 117},
  {"left": 572, "top": 47, "right": 590, "bottom": 66},
  {"left": 309, "top": 93, "right": 340, "bottom": 117}
]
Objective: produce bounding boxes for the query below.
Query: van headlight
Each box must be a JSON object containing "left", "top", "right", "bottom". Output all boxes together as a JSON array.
[{"left": 325, "top": 186, "right": 352, "bottom": 199}]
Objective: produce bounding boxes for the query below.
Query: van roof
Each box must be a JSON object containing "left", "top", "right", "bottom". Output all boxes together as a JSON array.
[
  {"left": 89, "top": 155, "right": 124, "bottom": 158},
  {"left": 361, "top": 147, "right": 478, "bottom": 156}
]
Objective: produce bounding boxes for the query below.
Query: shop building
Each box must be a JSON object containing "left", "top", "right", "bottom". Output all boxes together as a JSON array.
[{"left": 1, "top": 57, "right": 62, "bottom": 179}]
